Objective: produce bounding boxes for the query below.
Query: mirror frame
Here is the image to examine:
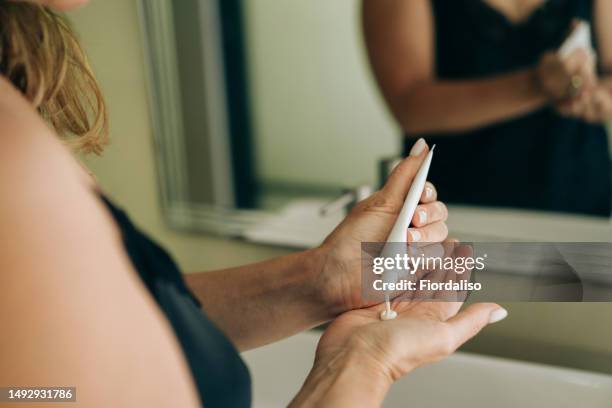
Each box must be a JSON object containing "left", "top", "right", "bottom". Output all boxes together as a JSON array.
[{"left": 138, "top": 0, "right": 266, "bottom": 236}]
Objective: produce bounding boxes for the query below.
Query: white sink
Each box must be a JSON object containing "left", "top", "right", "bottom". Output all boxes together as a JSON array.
[{"left": 242, "top": 331, "right": 612, "bottom": 408}]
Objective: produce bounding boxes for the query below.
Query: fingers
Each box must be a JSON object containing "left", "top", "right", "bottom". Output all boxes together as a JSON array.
[
  {"left": 559, "top": 91, "right": 590, "bottom": 116},
  {"left": 578, "top": 55, "right": 597, "bottom": 89},
  {"left": 420, "top": 182, "right": 437, "bottom": 203},
  {"left": 564, "top": 48, "right": 591, "bottom": 76},
  {"left": 408, "top": 220, "right": 448, "bottom": 244},
  {"left": 380, "top": 138, "right": 429, "bottom": 205},
  {"left": 564, "top": 49, "right": 596, "bottom": 82},
  {"left": 588, "top": 89, "right": 612, "bottom": 122},
  {"left": 407, "top": 297, "right": 463, "bottom": 322},
  {"left": 557, "top": 87, "right": 612, "bottom": 122},
  {"left": 445, "top": 303, "right": 507, "bottom": 349},
  {"left": 539, "top": 49, "right": 596, "bottom": 101},
  {"left": 411, "top": 201, "right": 448, "bottom": 228}
]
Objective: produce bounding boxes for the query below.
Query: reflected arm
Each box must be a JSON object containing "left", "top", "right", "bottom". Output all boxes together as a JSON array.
[{"left": 362, "top": 0, "right": 549, "bottom": 135}]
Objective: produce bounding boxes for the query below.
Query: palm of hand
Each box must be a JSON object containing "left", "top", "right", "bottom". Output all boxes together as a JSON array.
[{"left": 316, "top": 301, "right": 462, "bottom": 381}]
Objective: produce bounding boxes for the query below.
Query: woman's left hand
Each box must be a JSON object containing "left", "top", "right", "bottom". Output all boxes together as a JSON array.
[
  {"left": 313, "top": 139, "right": 448, "bottom": 316},
  {"left": 290, "top": 296, "right": 505, "bottom": 407},
  {"left": 557, "top": 83, "right": 612, "bottom": 123}
]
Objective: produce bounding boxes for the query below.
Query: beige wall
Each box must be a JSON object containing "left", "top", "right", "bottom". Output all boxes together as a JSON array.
[
  {"left": 245, "top": 0, "right": 400, "bottom": 188},
  {"left": 70, "top": 0, "right": 612, "bottom": 374}
]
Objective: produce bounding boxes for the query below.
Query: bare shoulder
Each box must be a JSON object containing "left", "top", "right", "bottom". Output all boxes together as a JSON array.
[
  {"left": 0, "top": 76, "right": 81, "bottom": 180},
  {"left": 361, "top": 0, "right": 434, "bottom": 112},
  {"left": 0, "top": 77, "right": 199, "bottom": 407}
]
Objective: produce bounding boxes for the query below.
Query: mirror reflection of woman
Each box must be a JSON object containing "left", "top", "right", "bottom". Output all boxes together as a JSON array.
[
  {"left": 1, "top": 1, "right": 507, "bottom": 407},
  {"left": 364, "top": 0, "right": 612, "bottom": 216}
]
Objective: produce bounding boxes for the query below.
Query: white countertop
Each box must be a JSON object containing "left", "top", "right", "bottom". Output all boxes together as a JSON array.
[
  {"left": 243, "top": 199, "right": 612, "bottom": 248},
  {"left": 448, "top": 205, "right": 612, "bottom": 242}
]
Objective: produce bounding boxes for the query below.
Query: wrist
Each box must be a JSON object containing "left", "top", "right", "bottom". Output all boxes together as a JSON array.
[
  {"left": 290, "top": 247, "right": 339, "bottom": 323},
  {"left": 335, "top": 347, "right": 395, "bottom": 393},
  {"left": 291, "top": 348, "right": 392, "bottom": 407},
  {"left": 530, "top": 66, "right": 554, "bottom": 104},
  {"left": 307, "top": 244, "right": 351, "bottom": 319}
]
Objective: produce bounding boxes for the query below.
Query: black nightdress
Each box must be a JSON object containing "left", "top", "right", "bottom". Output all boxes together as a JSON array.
[
  {"left": 404, "top": 0, "right": 611, "bottom": 216},
  {"left": 100, "top": 194, "right": 251, "bottom": 407}
]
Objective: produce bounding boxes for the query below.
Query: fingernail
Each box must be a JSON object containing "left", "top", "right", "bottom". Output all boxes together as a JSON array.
[
  {"left": 488, "top": 308, "right": 508, "bottom": 324},
  {"left": 409, "top": 138, "right": 427, "bottom": 157},
  {"left": 418, "top": 210, "right": 427, "bottom": 224},
  {"left": 409, "top": 229, "right": 421, "bottom": 242},
  {"left": 425, "top": 185, "right": 434, "bottom": 199}
]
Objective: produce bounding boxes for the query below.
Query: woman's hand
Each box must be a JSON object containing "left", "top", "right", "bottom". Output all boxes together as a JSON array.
[
  {"left": 313, "top": 139, "right": 449, "bottom": 316},
  {"left": 291, "top": 299, "right": 507, "bottom": 407},
  {"left": 537, "top": 48, "right": 597, "bottom": 101},
  {"left": 185, "top": 139, "right": 448, "bottom": 350},
  {"left": 556, "top": 82, "right": 612, "bottom": 123}
]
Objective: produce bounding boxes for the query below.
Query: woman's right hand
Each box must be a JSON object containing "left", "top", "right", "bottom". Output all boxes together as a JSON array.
[
  {"left": 537, "top": 48, "right": 596, "bottom": 102},
  {"left": 290, "top": 300, "right": 507, "bottom": 407}
]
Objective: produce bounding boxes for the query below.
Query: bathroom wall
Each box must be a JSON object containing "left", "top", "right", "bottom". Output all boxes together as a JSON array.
[
  {"left": 70, "top": 0, "right": 612, "bottom": 374},
  {"left": 244, "top": 0, "right": 400, "bottom": 189}
]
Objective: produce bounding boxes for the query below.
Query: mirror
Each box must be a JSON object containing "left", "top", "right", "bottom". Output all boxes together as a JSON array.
[{"left": 139, "top": 0, "right": 612, "bottom": 244}]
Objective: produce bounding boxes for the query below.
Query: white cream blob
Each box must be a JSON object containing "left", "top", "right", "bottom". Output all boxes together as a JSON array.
[{"left": 380, "top": 309, "right": 397, "bottom": 321}]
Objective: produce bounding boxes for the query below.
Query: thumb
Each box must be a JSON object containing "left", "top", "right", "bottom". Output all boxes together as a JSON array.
[
  {"left": 445, "top": 303, "right": 507, "bottom": 349},
  {"left": 380, "top": 138, "right": 429, "bottom": 205}
]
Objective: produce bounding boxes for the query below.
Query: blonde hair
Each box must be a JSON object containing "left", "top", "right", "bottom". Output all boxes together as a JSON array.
[{"left": 0, "top": 3, "right": 108, "bottom": 154}]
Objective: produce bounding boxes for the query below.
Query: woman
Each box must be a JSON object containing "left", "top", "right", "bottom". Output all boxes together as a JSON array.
[
  {"left": 0, "top": 1, "right": 506, "bottom": 407},
  {"left": 363, "top": 0, "right": 612, "bottom": 216}
]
